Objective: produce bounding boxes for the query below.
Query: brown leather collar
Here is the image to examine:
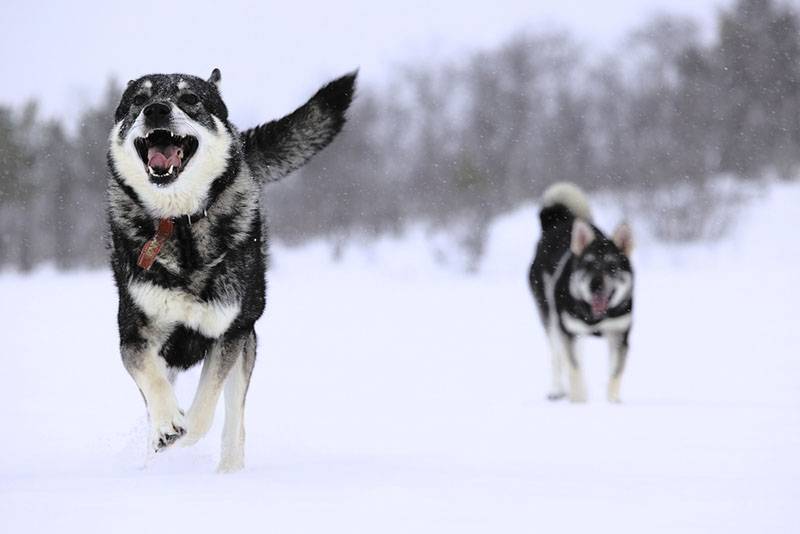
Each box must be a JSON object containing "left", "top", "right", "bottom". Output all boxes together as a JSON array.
[
  {"left": 136, "top": 210, "right": 207, "bottom": 270},
  {"left": 137, "top": 219, "right": 174, "bottom": 270}
]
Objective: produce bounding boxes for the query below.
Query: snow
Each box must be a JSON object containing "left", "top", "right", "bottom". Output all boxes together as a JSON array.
[{"left": 1, "top": 180, "right": 799, "bottom": 532}]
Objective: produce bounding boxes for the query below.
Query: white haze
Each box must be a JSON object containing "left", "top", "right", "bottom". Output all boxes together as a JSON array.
[{"left": 1, "top": 0, "right": 725, "bottom": 127}]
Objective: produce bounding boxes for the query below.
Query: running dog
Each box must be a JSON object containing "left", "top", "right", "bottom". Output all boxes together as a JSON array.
[
  {"left": 528, "top": 183, "right": 634, "bottom": 403},
  {"left": 107, "top": 68, "right": 356, "bottom": 471}
]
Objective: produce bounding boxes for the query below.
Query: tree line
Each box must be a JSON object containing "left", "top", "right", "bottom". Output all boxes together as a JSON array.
[{"left": 0, "top": 0, "right": 797, "bottom": 270}]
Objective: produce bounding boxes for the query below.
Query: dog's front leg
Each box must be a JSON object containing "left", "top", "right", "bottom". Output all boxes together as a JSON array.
[
  {"left": 561, "top": 335, "right": 586, "bottom": 403},
  {"left": 181, "top": 335, "right": 245, "bottom": 447},
  {"left": 607, "top": 332, "right": 630, "bottom": 403},
  {"left": 545, "top": 327, "right": 567, "bottom": 401},
  {"left": 122, "top": 343, "right": 186, "bottom": 452}
]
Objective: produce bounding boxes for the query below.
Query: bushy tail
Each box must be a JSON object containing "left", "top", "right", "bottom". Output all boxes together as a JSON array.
[
  {"left": 542, "top": 182, "right": 592, "bottom": 220},
  {"left": 539, "top": 182, "right": 592, "bottom": 231},
  {"left": 241, "top": 71, "right": 357, "bottom": 183}
]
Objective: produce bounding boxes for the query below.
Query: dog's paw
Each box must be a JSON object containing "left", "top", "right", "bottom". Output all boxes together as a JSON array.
[
  {"left": 217, "top": 453, "right": 245, "bottom": 474},
  {"left": 217, "top": 459, "right": 245, "bottom": 474},
  {"left": 608, "top": 378, "right": 622, "bottom": 404},
  {"left": 179, "top": 414, "right": 201, "bottom": 447},
  {"left": 546, "top": 391, "right": 567, "bottom": 401},
  {"left": 180, "top": 432, "right": 201, "bottom": 448},
  {"left": 151, "top": 412, "right": 187, "bottom": 452},
  {"left": 569, "top": 391, "right": 587, "bottom": 403},
  {"left": 180, "top": 427, "right": 208, "bottom": 448},
  {"left": 180, "top": 408, "right": 214, "bottom": 448}
]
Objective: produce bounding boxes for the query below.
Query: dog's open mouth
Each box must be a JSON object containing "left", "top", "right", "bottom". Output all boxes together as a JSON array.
[
  {"left": 134, "top": 129, "right": 199, "bottom": 186},
  {"left": 591, "top": 293, "right": 610, "bottom": 319}
]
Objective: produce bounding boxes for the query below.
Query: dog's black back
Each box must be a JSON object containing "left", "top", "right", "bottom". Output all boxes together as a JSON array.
[{"left": 529, "top": 203, "right": 576, "bottom": 322}]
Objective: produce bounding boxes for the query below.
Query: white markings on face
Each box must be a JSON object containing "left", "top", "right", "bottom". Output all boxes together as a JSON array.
[
  {"left": 177, "top": 80, "right": 189, "bottom": 90},
  {"left": 129, "top": 281, "right": 240, "bottom": 338},
  {"left": 561, "top": 311, "right": 632, "bottom": 336},
  {"left": 143, "top": 80, "right": 153, "bottom": 89},
  {"left": 109, "top": 112, "right": 233, "bottom": 217},
  {"left": 608, "top": 271, "right": 633, "bottom": 308},
  {"left": 570, "top": 267, "right": 631, "bottom": 308},
  {"left": 569, "top": 270, "right": 594, "bottom": 302}
]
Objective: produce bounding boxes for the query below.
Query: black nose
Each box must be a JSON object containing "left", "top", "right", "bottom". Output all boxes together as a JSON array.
[
  {"left": 590, "top": 274, "right": 604, "bottom": 293},
  {"left": 143, "top": 102, "right": 171, "bottom": 119}
]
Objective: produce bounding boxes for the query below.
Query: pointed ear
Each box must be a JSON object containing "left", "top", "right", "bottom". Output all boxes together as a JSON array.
[
  {"left": 612, "top": 222, "right": 634, "bottom": 256},
  {"left": 127, "top": 79, "right": 135, "bottom": 86},
  {"left": 208, "top": 68, "right": 221, "bottom": 88},
  {"left": 571, "top": 219, "right": 596, "bottom": 256}
]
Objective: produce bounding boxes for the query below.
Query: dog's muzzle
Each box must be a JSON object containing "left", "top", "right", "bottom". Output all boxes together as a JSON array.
[
  {"left": 134, "top": 129, "right": 199, "bottom": 186},
  {"left": 590, "top": 292, "right": 610, "bottom": 318}
]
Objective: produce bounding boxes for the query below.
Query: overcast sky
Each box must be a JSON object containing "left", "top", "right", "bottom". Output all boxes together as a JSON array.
[{"left": 2, "top": 0, "right": 730, "bottom": 127}]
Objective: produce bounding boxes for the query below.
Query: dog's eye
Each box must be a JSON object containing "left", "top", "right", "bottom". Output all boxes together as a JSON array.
[
  {"left": 180, "top": 93, "right": 200, "bottom": 105},
  {"left": 132, "top": 94, "right": 147, "bottom": 106}
]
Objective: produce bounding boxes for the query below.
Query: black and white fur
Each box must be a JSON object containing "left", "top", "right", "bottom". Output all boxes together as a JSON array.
[
  {"left": 107, "top": 69, "right": 356, "bottom": 471},
  {"left": 528, "top": 183, "right": 634, "bottom": 403}
]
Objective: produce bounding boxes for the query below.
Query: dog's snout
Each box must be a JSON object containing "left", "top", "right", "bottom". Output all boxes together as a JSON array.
[
  {"left": 589, "top": 274, "right": 604, "bottom": 293},
  {"left": 143, "top": 102, "right": 171, "bottom": 120}
]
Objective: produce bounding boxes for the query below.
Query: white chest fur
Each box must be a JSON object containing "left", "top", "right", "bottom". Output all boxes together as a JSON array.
[
  {"left": 129, "top": 281, "right": 240, "bottom": 338},
  {"left": 561, "top": 312, "right": 632, "bottom": 336}
]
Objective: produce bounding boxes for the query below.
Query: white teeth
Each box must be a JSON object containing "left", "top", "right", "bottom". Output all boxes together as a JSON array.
[
  {"left": 146, "top": 129, "right": 176, "bottom": 140},
  {"left": 147, "top": 165, "right": 172, "bottom": 178}
]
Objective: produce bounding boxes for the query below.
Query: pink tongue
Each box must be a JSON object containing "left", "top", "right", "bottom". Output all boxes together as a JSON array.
[
  {"left": 591, "top": 295, "right": 609, "bottom": 317},
  {"left": 147, "top": 146, "right": 183, "bottom": 170}
]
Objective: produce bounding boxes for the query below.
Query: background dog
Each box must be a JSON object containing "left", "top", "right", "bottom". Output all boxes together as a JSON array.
[
  {"left": 528, "top": 182, "right": 634, "bottom": 403},
  {"left": 107, "top": 68, "right": 356, "bottom": 471}
]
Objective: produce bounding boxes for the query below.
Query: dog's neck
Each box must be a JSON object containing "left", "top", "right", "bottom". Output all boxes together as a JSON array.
[
  {"left": 173, "top": 209, "right": 207, "bottom": 227},
  {"left": 136, "top": 209, "right": 208, "bottom": 270}
]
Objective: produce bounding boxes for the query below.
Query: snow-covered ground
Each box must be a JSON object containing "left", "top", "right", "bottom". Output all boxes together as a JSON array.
[{"left": 1, "top": 181, "right": 798, "bottom": 533}]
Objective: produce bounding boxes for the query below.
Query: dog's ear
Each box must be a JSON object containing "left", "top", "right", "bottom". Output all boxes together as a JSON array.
[
  {"left": 612, "top": 222, "right": 634, "bottom": 256},
  {"left": 571, "top": 219, "right": 595, "bottom": 255},
  {"left": 208, "top": 68, "right": 222, "bottom": 88}
]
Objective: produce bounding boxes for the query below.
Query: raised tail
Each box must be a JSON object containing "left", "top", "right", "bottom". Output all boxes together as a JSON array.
[
  {"left": 539, "top": 182, "right": 592, "bottom": 231},
  {"left": 241, "top": 71, "right": 357, "bottom": 183}
]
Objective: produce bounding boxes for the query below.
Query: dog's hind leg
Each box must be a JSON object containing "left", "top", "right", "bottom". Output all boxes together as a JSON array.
[
  {"left": 122, "top": 343, "right": 186, "bottom": 452},
  {"left": 607, "top": 331, "right": 630, "bottom": 403},
  {"left": 181, "top": 334, "right": 246, "bottom": 447},
  {"left": 219, "top": 330, "right": 256, "bottom": 473}
]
